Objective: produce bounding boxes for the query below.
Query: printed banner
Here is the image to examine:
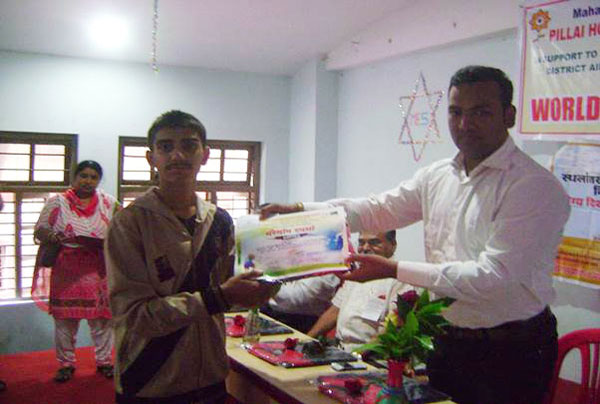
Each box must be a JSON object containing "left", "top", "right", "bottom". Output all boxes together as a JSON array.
[
  {"left": 235, "top": 207, "right": 350, "bottom": 282},
  {"left": 519, "top": 0, "right": 600, "bottom": 140},
  {"left": 552, "top": 143, "right": 600, "bottom": 287}
]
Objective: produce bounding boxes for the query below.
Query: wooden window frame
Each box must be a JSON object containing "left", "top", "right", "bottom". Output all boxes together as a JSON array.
[
  {"left": 0, "top": 131, "right": 78, "bottom": 300},
  {"left": 0, "top": 131, "right": 77, "bottom": 188}
]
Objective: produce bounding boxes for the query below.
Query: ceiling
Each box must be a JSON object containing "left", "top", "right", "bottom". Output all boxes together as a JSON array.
[{"left": 0, "top": 0, "right": 413, "bottom": 76}]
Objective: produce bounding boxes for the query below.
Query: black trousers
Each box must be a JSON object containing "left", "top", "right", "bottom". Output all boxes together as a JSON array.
[{"left": 427, "top": 308, "right": 558, "bottom": 404}]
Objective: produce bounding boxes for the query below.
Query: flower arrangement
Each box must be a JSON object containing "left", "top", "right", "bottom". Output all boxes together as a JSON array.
[
  {"left": 355, "top": 289, "right": 454, "bottom": 364},
  {"left": 330, "top": 290, "right": 455, "bottom": 403}
]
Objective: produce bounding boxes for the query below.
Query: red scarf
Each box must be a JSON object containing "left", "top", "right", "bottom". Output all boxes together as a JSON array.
[{"left": 65, "top": 188, "right": 99, "bottom": 217}]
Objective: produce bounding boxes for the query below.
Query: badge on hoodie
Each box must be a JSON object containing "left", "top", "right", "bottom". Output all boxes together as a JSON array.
[{"left": 154, "top": 255, "right": 175, "bottom": 282}]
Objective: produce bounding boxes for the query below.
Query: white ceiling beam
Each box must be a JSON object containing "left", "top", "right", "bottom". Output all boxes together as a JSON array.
[{"left": 325, "top": 0, "right": 521, "bottom": 71}]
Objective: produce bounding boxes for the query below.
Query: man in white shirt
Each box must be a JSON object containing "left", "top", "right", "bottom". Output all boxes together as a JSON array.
[
  {"left": 261, "top": 66, "right": 570, "bottom": 404},
  {"left": 307, "top": 230, "right": 413, "bottom": 353}
]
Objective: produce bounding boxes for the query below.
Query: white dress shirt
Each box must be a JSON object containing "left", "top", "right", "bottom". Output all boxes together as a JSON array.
[
  {"left": 306, "top": 137, "right": 570, "bottom": 328},
  {"left": 268, "top": 275, "right": 340, "bottom": 316},
  {"left": 333, "top": 279, "right": 413, "bottom": 352}
]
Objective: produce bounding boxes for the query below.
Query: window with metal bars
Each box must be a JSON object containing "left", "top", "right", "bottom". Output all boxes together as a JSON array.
[
  {"left": 118, "top": 137, "right": 261, "bottom": 219},
  {"left": 0, "top": 131, "right": 77, "bottom": 300}
]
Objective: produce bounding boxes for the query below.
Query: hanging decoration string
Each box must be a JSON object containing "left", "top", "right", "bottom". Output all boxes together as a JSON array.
[{"left": 151, "top": 0, "right": 159, "bottom": 72}]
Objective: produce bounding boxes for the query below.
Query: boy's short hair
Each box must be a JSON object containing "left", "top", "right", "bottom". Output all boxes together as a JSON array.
[{"left": 147, "top": 110, "right": 207, "bottom": 148}]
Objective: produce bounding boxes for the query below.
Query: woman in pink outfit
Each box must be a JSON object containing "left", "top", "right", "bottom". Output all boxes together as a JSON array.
[{"left": 32, "top": 160, "right": 120, "bottom": 382}]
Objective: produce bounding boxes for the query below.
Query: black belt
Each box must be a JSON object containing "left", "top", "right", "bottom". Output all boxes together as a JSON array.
[{"left": 443, "top": 307, "right": 555, "bottom": 342}]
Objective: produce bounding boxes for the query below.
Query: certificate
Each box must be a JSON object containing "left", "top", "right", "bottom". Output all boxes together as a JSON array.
[{"left": 235, "top": 207, "right": 350, "bottom": 281}]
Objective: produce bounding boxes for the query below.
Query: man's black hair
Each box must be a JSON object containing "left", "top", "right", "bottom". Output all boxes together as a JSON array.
[
  {"left": 449, "top": 66, "right": 514, "bottom": 108},
  {"left": 147, "top": 110, "right": 207, "bottom": 148},
  {"left": 384, "top": 230, "right": 396, "bottom": 244}
]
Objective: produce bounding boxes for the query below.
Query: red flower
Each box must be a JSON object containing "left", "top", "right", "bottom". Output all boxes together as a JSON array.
[
  {"left": 344, "top": 379, "right": 363, "bottom": 396},
  {"left": 284, "top": 337, "right": 298, "bottom": 350},
  {"left": 399, "top": 290, "right": 419, "bottom": 307},
  {"left": 233, "top": 315, "right": 246, "bottom": 327}
]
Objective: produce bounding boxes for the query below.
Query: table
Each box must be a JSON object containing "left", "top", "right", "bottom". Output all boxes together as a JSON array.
[{"left": 225, "top": 312, "right": 455, "bottom": 404}]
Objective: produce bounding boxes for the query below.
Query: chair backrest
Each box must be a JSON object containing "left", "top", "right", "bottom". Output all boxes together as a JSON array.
[{"left": 545, "top": 328, "right": 600, "bottom": 404}]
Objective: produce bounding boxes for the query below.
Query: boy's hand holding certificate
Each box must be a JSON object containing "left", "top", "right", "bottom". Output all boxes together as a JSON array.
[{"left": 235, "top": 207, "right": 350, "bottom": 282}]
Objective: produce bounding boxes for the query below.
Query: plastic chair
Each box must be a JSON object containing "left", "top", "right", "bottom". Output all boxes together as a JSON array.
[{"left": 544, "top": 328, "right": 600, "bottom": 404}]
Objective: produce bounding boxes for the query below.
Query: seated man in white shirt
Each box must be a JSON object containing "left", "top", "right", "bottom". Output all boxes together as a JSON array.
[{"left": 307, "top": 230, "right": 414, "bottom": 352}]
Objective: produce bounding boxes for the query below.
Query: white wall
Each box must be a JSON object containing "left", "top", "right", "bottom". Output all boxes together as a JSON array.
[
  {"left": 335, "top": 30, "right": 600, "bottom": 380},
  {"left": 288, "top": 59, "right": 339, "bottom": 203},
  {"left": 289, "top": 60, "right": 317, "bottom": 202},
  {"left": 314, "top": 61, "right": 339, "bottom": 202},
  {"left": 0, "top": 51, "right": 291, "bottom": 202}
]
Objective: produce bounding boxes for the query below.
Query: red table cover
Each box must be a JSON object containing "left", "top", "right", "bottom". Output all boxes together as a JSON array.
[
  {"left": 317, "top": 372, "right": 450, "bottom": 404},
  {"left": 245, "top": 341, "right": 357, "bottom": 368}
]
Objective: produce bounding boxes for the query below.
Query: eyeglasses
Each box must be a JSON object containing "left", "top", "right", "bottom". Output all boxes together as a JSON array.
[{"left": 154, "top": 138, "right": 202, "bottom": 154}]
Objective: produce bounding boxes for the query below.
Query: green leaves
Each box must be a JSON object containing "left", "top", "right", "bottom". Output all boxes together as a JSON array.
[
  {"left": 415, "top": 289, "right": 430, "bottom": 310},
  {"left": 403, "top": 311, "right": 418, "bottom": 336},
  {"left": 355, "top": 290, "right": 455, "bottom": 363}
]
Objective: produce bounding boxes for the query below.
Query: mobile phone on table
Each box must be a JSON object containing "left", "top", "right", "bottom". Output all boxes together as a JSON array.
[{"left": 331, "top": 362, "right": 367, "bottom": 372}]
